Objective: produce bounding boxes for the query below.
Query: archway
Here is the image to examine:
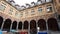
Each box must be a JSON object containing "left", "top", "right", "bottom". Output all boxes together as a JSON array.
[
  {"left": 12, "top": 21, "right": 17, "bottom": 30},
  {"left": 58, "top": 15, "right": 60, "bottom": 20},
  {"left": 30, "top": 20, "right": 37, "bottom": 34},
  {"left": 38, "top": 19, "right": 46, "bottom": 31},
  {"left": 47, "top": 18, "right": 59, "bottom": 31},
  {"left": 24, "top": 21, "right": 29, "bottom": 29},
  {"left": 18, "top": 21, "right": 22, "bottom": 30},
  {"left": 0, "top": 16, "right": 3, "bottom": 29},
  {"left": 3, "top": 19, "right": 12, "bottom": 31}
]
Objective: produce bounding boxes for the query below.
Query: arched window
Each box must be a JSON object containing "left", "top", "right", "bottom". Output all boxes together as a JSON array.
[
  {"left": 38, "top": 19, "right": 46, "bottom": 31},
  {"left": 30, "top": 20, "right": 36, "bottom": 29},
  {"left": 24, "top": 21, "right": 29, "bottom": 29},
  {"left": 58, "top": 15, "right": 60, "bottom": 20},
  {"left": 30, "top": 20, "right": 37, "bottom": 34},
  {"left": 0, "top": 16, "right": 3, "bottom": 29},
  {"left": 3, "top": 19, "right": 12, "bottom": 31},
  {"left": 47, "top": 18, "right": 59, "bottom": 31},
  {"left": 12, "top": 21, "right": 17, "bottom": 30},
  {"left": 18, "top": 21, "right": 22, "bottom": 30}
]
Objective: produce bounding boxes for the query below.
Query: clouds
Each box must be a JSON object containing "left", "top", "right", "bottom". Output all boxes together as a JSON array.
[{"left": 14, "top": 0, "right": 37, "bottom": 6}]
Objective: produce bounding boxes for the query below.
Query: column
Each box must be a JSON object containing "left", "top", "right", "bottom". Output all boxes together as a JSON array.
[
  {"left": 36, "top": 21, "right": 38, "bottom": 34},
  {"left": 1, "top": 19, "right": 5, "bottom": 31},
  {"left": 46, "top": 20, "right": 48, "bottom": 34},
  {"left": 16, "top": 22, "right": 19, "bottom": 31},
  {"left": 22, "top": 22, "right": 24, "bottom": 30},
  {"left": 10, "top": 21, "right": 13, "bottom": 31}
]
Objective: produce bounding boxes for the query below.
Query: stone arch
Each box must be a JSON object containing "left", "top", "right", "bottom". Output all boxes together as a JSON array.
[
  {"left": 18, "top": 21, "right": 22, "bottom": 30},
  {"left": 58, "top": 15, "right": 60, "bottom": 20},
  {"left": 30, "top": 20, "right": 36, "bottom": 29},
  {"left": 47, "top": 18, "right": 59, "bottom": 31},
  {"left": 12, "top": 21, "right": 17, "bottom": 30},
  {"left": 23, "top": 20, "right": 29, "bottom": 29},
  {"left": 30, "top": 20, "right": 37, "bottom": 34},
  {"left": 0, "top": 16, "right": 3, "bottom": 29},
  {"left": 38, "top": 19, "right": 46, "bottom": 31},
  {"left": 3, "top": 18, "right": 12, "bottom": 31}
]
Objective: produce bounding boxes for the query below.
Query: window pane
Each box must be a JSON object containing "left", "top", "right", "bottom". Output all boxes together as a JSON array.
[
  {"left": 9, "top": 8, "right": 13, "bottom": 15},
  {"left": 31, "top": 9, "right": 35, "bottom": 15},
  {"left": 18, "top": 22, "right": 22, "bottom": 30},
  {"left": 15, "top": 12, "right": 20, "bottom": 17},
  {"left": 25, "top": 11, "right": 28, "bottom": 16},
  {"left": 47, "top": 7, "right": 52, "bottom": 12},
  {"left": 0, "top": 4, "right": 6, "bottom": 11},
  {"left": 20, "top": 13, "right": 23, "bottom": 17},
  {"left": 46, "top": 0, "right": 52, "bottom": 2},
  {"left": 38, "top": 7, "right": 42, "bottom": 12}
]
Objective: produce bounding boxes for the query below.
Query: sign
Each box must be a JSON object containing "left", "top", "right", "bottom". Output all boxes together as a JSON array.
[{"left": 38, "top": 32, "right": 47, "bottom": 34}]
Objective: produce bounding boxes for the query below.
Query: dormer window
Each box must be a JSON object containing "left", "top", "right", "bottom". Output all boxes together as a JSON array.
[
  {"left": 31, "top": 2, "right": 35, "bottom": 7},
  {"left": 46, "top": 0, "right": 52, "bottom": 2},
  {"left": 41, "top": 0, "right": 46, "bottom": 3}
]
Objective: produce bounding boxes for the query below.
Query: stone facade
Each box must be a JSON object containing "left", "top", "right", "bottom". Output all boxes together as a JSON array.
[{"left": 0, "top": 0, "right": 60, "bottom": 34}]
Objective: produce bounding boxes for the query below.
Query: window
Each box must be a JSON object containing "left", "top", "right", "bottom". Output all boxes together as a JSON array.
[
  {"left": 47, "top": 18, "right": 59, "bottom": 31},
  {"left": 18, "top": 22, "right": 22, "bottom": 30},
  {"left": 0, "top": 4, "right": 6, "bottom": 11},
  {"left": 15, "top": 12, "right": 18, "bottom": 16},
  {"left": 46, "top": 0, "right": 52, "bottom": 2},
  {"left": 2, "top": 2, "right": 7, "bottom": 6},
  {"left": 25, "top": 11, "right": 28, "bottom": 16},
  {"left": 47, "top": 6, "right": 52, "bottom": 12},
  {"left": 20, "top": 12, "right": 23, "bottom": 17},
  {"left": 9, "top": 8, "right": 13, "bottom": 15},
  {"left": 31, "top": 9, "right": 35, "bottom": 15},
  {"left": 38, "top": 19, "right": 47, "bottom": 31},
  {"left": 20, "top": 13, "right": 23, "bottom": 17},
  {"left": 38, "top": 7, "right": 42, "bottom": 12},
  {"left": 15, "top": 12, "right": 19, "bottom": 17}
]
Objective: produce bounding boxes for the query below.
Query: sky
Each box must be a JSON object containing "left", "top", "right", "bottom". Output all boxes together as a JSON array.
[{"left": 14, "top": 0, "right": 37, "bottom": 6}]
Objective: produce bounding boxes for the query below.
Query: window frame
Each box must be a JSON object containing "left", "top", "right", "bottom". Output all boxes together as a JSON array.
[
  {"left": 9, "top": 8, "right": 13, "bottom": 15},
  {"left": 31, "top": 9, "right": 35, "bottom": 15},
  {"left": 46, "top": 6, "right": 52, "bottom": 12},
  {"left": 0, "top": 4, "right": 6, "bottom": 11},
  {"left": 38, "top": 7, "right": 42, "bottom": 12}
]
